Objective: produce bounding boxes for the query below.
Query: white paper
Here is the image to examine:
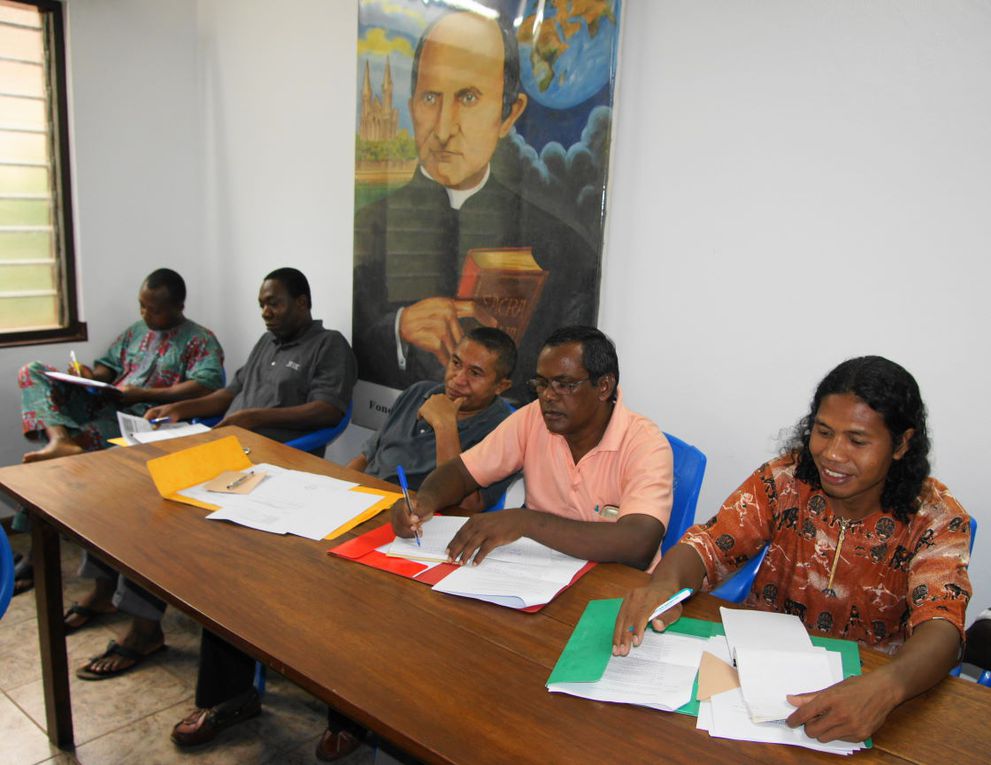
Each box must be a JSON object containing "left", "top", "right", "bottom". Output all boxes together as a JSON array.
[
  {"left": 736, "top": 646, "right": 840, "bottom": 723},
  {"left": 549, "top": 631, "right": 707, "bottom": 711},
  {"left": 182, "top": 463, "right": 373, "bottom": 540},
  {"left": 45, "top": 370, "right": 118, "bottom": 391},
  {"left": 432, "top": 542, "right": 587, "bottom": 609},
  {"left": 116, "top": 411, "right": 211, "bottom": 445},
  {"left": 708, "top": 686, "right": 862, "bottom": 755},
  {"left": 719, "top": 607, "right": 813, "bottom": 662},
  {"left": 386, "top": 515, "right": 469, "bottom": 562}
]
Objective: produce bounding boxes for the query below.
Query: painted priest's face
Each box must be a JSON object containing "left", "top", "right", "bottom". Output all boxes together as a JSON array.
[{"left": 410, "top": 12, "right": 526, "bottom": 191}]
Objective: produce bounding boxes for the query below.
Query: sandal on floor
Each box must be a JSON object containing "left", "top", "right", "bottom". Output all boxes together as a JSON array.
[
  {"left": 75, "top": 639, "right": 167, "bottom": 680},
  {"left": 171, "top": 689, "right": 262, "bottom": 748},
  {"left": 63, "top": 602, "right": 116, "bottom": 633}
]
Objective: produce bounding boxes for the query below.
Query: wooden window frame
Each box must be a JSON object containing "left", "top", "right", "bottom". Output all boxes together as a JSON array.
[{"left": 0, "top": 0, "right": 85, "bottom": 348}]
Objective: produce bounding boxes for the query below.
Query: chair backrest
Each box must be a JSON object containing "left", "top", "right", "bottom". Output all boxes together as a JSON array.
[
  {"left": 0, "top": 525, "right": 14, "bottom": 620},
  {"left": 661, "top": 432, "right": 707, "bottom": 554},
  {"left": 712, "top": 514, "right": 979, "bottom": 606},
  {"left": 710, "top": 543, "right": 769, "bottom": 603},
  {"left": 285, "top": 401, "right": 353, "bottom": 454}
]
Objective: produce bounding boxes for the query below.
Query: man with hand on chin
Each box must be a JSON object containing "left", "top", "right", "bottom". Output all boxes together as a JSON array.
[
  {"left": 350, "top": 326, "right": 518, "bottom": 511},
  {"left": 392, "top": 325, "right": 673, "bottom": 572}
]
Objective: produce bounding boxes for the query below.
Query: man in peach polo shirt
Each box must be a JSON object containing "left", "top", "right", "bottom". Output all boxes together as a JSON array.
[{"left": 392, "top": 326, "right": 673, "bottom": 570}]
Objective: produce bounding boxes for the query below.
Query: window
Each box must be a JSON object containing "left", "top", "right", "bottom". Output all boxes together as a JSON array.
[{"left": 0, "top": 0, "right": 83, "bottom": 346}]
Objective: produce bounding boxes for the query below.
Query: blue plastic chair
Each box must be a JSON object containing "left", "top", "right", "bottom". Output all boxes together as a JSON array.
[
  {"left": 979, "top": 671, "right": 991, "bottom": 688},
  {"left": 285, "top": 401, "right": 353, "bottom": 455},
  {"left": 0, "top": 525, "right": 15, "bottom": 620},
  {"left": 710, "top": 544, "right": 769, "bottom": 603},
  {"left": 661, "top": 432, "right": 707, "bottom": 554},
  {"left": 196, "top": 402, "right": 353, "bottom": 455}
]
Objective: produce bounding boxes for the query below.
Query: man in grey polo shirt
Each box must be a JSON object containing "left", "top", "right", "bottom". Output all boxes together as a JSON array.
[
  {"left": 70, "top": 268, "right": 356, "bottom": 681},
  {"left": 146, "top": 267, "right": 356, "bottom": 449},
  {"left": 349, "top": 325, "right": 517, "bottom": 511}
]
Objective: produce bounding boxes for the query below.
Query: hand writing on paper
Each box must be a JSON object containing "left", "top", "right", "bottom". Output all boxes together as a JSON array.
[
  {"left": 390, "top": 495, "right": 433, "bottom": 539},
  {"left": 612, "top": 581, "right": 685, "bottom": 656},
  {"left": 70, "top": 363, "right": 94, "bottom": 379},
  {"left": 445, "top": 509, "right": 527, "bottom": 566},
  {"left": 399, "top": 297, "right": 498, "bottom": 367},
  {"left": 786, "top": 672, "right": 897, "bottom": 743}
]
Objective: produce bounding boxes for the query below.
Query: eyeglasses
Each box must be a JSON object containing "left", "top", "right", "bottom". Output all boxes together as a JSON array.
[{"left": 527, "top": 377, "right": 590, "bottom": 396}]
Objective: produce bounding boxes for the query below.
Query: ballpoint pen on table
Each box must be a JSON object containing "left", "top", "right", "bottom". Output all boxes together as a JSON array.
[
  {"left": 396, "top": 465, "right": 419, "bottom": 547},
  {"left": 226, "top": 470, "right": 254, "bottom": 490}
]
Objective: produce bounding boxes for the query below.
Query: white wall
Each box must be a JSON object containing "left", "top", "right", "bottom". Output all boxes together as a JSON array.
[
  {"left": 0, "top": 0, "right": 203, "bottom": 473},
  {"left": 2, "top": 0, "right": 988, "bottom": 624}
]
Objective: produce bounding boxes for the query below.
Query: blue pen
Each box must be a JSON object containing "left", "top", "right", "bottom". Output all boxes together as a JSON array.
[
  {"left": 396, "top": 465, "right": 420, "bottom": 547},
  {"left": 149, "top": 416, "right": 171, "bottom": 426}
]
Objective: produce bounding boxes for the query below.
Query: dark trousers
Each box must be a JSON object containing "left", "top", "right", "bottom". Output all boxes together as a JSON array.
[{"left": 195, "top": 629, "right": 362, "bottom": 734}]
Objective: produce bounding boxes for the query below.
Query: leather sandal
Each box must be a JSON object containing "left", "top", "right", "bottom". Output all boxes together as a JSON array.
[
  {"left": 315, "top": 728, "right": 362, "bottom": 762},
  {"left": 171, "top": 689, "right": 262, "bottom": 748}
]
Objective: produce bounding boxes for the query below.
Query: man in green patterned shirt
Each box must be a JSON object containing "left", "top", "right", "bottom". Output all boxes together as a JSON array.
[
  {"left": 14, "top": 268, "right": 225, "bottom": 602},
  {"left": 19, "top": 268, "right": 225, "bottom": 462}
]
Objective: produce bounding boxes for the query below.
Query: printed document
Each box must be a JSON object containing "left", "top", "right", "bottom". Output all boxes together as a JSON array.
[
  {"left": 116, "top": 412, "right": 210, "bottom": 445},
  {"left": 549, "top": 630, "right": 708, "bottom": 711}
]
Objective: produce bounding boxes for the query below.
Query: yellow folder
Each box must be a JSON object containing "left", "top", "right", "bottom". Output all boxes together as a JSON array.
[{"left": 146, "top": 435, "right": 251, "bottom": 511}]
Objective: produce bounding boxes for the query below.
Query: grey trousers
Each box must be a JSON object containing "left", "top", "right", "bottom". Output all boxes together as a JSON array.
[{"left": 78, "top": 551, "right": 166, "bottom": 621}]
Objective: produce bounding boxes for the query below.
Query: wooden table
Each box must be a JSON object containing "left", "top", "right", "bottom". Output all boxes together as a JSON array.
[{"left": 0, "top": 427, "right": 987, "bottom": 764}]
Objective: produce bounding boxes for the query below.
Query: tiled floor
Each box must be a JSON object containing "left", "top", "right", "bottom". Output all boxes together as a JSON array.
[{"left": 1, "top": 533, "right": 376, "bottom": 765}]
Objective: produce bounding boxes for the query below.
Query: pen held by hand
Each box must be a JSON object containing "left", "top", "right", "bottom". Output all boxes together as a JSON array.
[
  {"left": 396, "top": 465, "right": 420, "bottom": 547},
  {"left": 629, "top": 587, "right": 694, "bottom": 632}
]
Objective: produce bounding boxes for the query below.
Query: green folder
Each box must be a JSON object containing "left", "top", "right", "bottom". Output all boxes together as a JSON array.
[{"left": 547, "top": 597, "right": 870, "bottom": 741}]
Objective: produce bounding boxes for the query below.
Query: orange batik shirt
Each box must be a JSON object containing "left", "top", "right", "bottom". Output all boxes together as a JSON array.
[{"left": 682, "top": 455, "right": 971, "bottom": 653}]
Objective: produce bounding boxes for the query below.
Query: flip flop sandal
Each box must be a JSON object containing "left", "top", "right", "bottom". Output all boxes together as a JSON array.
[
  {"left": 63, "top": 603, "right": 117, "bottom": 634},
  {"left": 76, "top": 640, "right": 167, "bottom": 681}
]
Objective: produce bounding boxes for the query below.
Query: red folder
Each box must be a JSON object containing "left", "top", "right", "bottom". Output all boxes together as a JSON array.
[{"left": 328, "top": 522, "right": 596, "bottom": 612}]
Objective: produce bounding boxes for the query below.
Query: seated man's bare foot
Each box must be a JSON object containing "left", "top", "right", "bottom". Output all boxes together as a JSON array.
[{"left": 23, "top": 438, "right": 84, "bottom": 463}]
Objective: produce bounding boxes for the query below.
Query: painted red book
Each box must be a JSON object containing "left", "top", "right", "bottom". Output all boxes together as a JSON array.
[{"left": 456, "top": 247, "right": 548, "bottom": 343}]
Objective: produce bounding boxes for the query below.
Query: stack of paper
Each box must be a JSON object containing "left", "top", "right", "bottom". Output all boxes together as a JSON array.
[
  {"left": 695, "top": 609, "right": 867, "bottom": 755},
  {"left": 546, "top": 599, "right": 708, "bottom": 711},
  {"left": 386, "top": 515, "right": 588, "bottom": 609},
  {"left": 117, "top": 412, "right": 210, "bottom": 445},
  {"left": 177, "top": 462, "right": 386, "bottom": 540},
  {"left": 548, "top": 600, "right": 868, "bottom": 756}
]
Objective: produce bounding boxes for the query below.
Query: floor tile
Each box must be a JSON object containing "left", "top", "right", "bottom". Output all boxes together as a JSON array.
[
  {"left": 8, "top": 658, "right": 194, "bottom": 746},
  {"left": 0, "top": 692, "right": 62, "bottom": 765}
]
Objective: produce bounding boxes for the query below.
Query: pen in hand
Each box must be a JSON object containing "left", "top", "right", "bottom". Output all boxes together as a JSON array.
[
  {"left": 629, "top": 587, "right": 694, "bottom": 632},
  {"left": 70, "top": 350, "right": 82, "bottom": 376},
  {"left": 149, "top": 416, "right": 170, "bottom": 428},
  {"left": 396, "top": 465, "right": 419, "bottom": 547}
]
